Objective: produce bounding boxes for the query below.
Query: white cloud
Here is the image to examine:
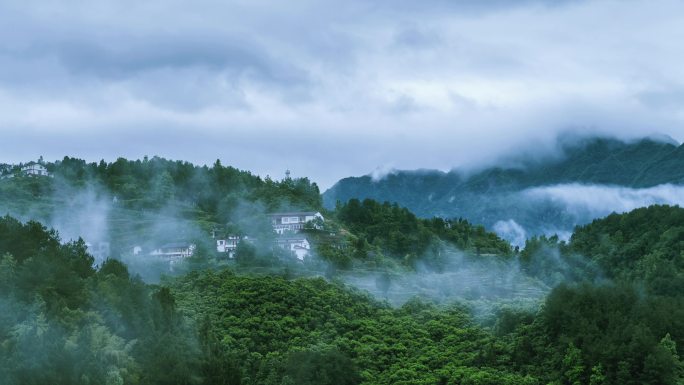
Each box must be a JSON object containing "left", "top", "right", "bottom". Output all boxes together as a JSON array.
[
  {"left": 524, "top": 183, "right": 684, "bottom": 218},
  {"left": 493, "top": 219, "right": 527, "bottom": 248}
]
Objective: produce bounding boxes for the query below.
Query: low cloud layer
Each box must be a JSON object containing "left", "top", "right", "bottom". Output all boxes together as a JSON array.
[
  {"left": 1, "top": 0, "right": 684, "bottom": 188},
  {"left": 485, "top": 184, "right": 684, "bottom": 246},
  {"left": 493, "top": 219, "right": 527, "bottom": 248},
  {"left": 340, "top": 246, "right": 550, "bottom": 321},
  {"left": 524, "top": 183, "right": 684, "bottom": 218}
]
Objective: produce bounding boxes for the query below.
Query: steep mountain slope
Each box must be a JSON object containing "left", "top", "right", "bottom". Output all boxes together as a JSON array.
[{"left": 323, "top": 136, "right": 684, "bottom": 243}]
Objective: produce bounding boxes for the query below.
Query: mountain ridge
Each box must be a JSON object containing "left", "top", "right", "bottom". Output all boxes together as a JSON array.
[{"left": 323, "top": 136, "right": 684, "bottom": 241}]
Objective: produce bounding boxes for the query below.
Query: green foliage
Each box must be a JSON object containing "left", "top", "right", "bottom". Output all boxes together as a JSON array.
[
  {"left": 508, "top": 205, "right": 684, "bottom": 385},
  {"left": 589, "top": 364, "right": 606, "bottom": 385},
  {"left": 519, "top": 234, "right": 602, "bottom": 286},
  {"left": 562, "top": 343, "right": 585, "bottom": 385},
  {"left": 281, "top": 349, "right": 360, "bottom": 385},
  {"left": 336, "top": 199, "right": 433, "bottom": 258},
  {"left": 170, "top": 270, "right": 536, "bottom": 385},
  {"left": 424, "top": 217, "right": 512, "bottom": 256},
  {"left": 569, "top": 205, "right": 684, "bottom": 295},
  {"left": 335, "top": 198, "right": 512, "bottom": 267}
]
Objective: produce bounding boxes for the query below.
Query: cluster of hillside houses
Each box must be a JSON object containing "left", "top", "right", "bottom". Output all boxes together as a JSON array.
[
  {"left": 215, "top": 211, "right": 323, "bottom": 260},
  {"left": 142, "top": 211, "right": 324, "bottom": 264}
]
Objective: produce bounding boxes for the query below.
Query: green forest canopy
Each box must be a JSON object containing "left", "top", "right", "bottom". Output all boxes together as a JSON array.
[
  {"left": 1, "top": 157, "right": 683, "bottom": 384},
  {"left": 1, "top": 203, "right": 683, "bottom": 384}
]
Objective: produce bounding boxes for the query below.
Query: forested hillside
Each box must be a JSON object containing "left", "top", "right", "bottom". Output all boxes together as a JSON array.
[
  {"left": 1, "top": 154, "right": 683, "bottom": 384},
  {"left": 507, "top": 205, "right": 684, "bottom": 384},
  {"left": 0, "top": 216, "right": 200, "bottom": 384},
  {"left": 171, "top": 271, "right": 537, "bottom": 385},
  {"left": 325, "top": 198, "right": 512, "bottom": 270},
  {"left": 569, "top": 205, "right": 684, "bottom": 295},
  {"left": 323, "top": 136, "right": 684, "bottom": 242},
  {"left": 1, "top": 156, "right": 322, "bottom": 222},
  {"left": 0, "top": 157, "right": 514, "bottom": 275},
  {"left": 1, "top": 203, "right": 682, "bottom": 384}
]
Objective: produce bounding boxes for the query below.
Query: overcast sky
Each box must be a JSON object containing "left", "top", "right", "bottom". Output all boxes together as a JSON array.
[{"left": 1, "top": 0, "right": 683, "bottom": 189}]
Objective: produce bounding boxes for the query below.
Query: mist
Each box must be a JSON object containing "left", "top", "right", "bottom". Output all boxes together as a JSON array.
[
  {"left": 0, "top": 170, "right": 215, "bottom": 281},
  {"left": 336, "top": 244, "right": 550, "bottom": 320},
  {"left": 482, "top": 184, "right": 684, "bottom": 247},
  {"left": 493, "top": 219, "right": 527, "bottom": 248},
  {"left": 523, "top": 183, "right": 684, "bottom": 216},
  {"left": 0, "top": 178, "right": 113, "bottom": 264}
]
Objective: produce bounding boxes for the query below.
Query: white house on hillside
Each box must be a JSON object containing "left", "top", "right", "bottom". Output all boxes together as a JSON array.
[
  {"left": 275, "top": 236, "right": 311, "bottom": 260},
  {"left": 150, "top": 242, "right": 196, "bottom": 260},
  {"left": 269, "top": 211, "right": 324, "bottom": 234},
  {"left": 216, "top": 236, "right": 241, "bottom": 258},
  {"left": 21, "top": 163, "right": 51, "bottom": 177}
]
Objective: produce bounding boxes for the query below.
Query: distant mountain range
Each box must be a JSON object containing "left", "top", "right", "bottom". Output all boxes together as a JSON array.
[{"left": 323, "top": 136, "right": 684, "bottom": 245}]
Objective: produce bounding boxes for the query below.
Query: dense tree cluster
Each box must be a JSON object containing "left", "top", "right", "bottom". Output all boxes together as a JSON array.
[
  {"left": 1, "top": 200, "right": 683, "bottom": 384},
  {"left": 334, "top": 198, "right": 512, "bottom": 268},
  {"left": 171, "top": 270, "right": 536, "bottom": 385},
  {"left": 53, "top": 156, "right": 322, "bottom": 215},
  {"left": 569, "top": 205, "right": 684, "bottom": 295},
  {"left": 0, "top": 216, "right": 200, "bottom": 385},
  {"left": 0, "top": 156, "right": 322, "bottom": 229},
  {"left": 509, "top": 205, "right": 684, "bottom": 384},
  {"left": 512, "top": 283, "right": 684, "bottom": 385}
]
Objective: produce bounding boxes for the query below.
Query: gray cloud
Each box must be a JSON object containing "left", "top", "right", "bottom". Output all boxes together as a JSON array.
[
  {"left": 0, "top": 0, "right": 683, "bottom": 188},
  {"left": 637, "top": 84, "right": 684, "bottom": 111}
]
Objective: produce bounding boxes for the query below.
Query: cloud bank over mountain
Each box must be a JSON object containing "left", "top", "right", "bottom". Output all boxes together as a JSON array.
[
  {"left": 324, "top": 137, "right": 684, "bottom": 246},
  {"left": 524, "top": 183, "right": 684, "bottom": 218},
  {"left": 1, "top": 0, "right": 684, "bottom": 187}
]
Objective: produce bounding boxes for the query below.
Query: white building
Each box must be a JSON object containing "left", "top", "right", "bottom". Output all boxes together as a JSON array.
[
  {"left": 150, "top": 242, "right": 196, "bottom": 260},
  {"left": 216, "top": 236, "right": 240, "bottom": 258},
  {"left": 269, "top": 211, "right": 324, "bottom": 234},
  {"left": 275, "top": 236, "right": 311, "bottom": 260},
  {"left": 21, "top": 163, "right": 51, "bottom": 177}
]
